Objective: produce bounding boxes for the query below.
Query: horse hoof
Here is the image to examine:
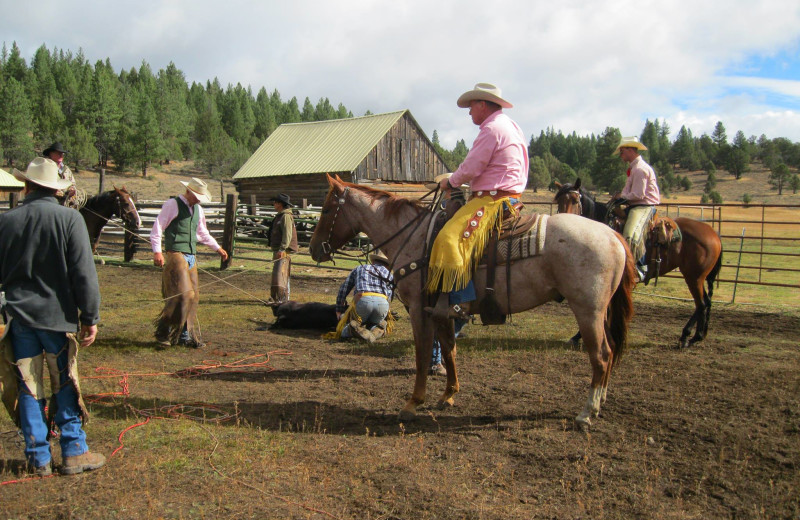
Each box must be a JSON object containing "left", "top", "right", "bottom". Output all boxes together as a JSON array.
[
  {"left": 566, "top": 338, "right": 581, "bottom": 349},
  {"left": 398, "top": 409, "right": 417, "bottom": 422},
  {"left": 436, "top": 398, "right": 455, "bottom": 410},
  {"left": 575, "top": 418, "right": 591, "bottom": 433}
]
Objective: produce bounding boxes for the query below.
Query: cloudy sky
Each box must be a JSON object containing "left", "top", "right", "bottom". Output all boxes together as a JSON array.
[{"left": 2, "top": 0, "right": 799, "bottom": 148}]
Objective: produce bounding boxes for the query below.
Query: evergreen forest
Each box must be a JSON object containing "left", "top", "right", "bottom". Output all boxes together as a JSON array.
[{"left": 2, "top": 42, "right": 799, "bottom": 198}]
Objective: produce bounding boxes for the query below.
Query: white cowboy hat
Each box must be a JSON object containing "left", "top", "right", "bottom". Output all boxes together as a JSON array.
[
  {"left": 613, "top": 136, "right": 648, "bottom": 156},
  {"left": 180, "top": 177, "right": 212, "bottom": 203},
  {"left": 12, "top": 157, "right": 72, "bottom": 191},
  {"left": 369, "top": 249, "right": 390, "bottom": 265},
  {"left": 457, "top": 83, "right": 513, "bottom": 109}
]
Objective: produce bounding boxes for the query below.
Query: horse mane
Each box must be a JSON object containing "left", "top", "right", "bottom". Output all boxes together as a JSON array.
[{"left": 340, "top": 181, "right": 427, "bottom": 219}]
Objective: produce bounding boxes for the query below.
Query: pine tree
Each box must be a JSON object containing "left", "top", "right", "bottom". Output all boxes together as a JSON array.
[
  {"left": 0, "top": 78, "right": 35, "bottom": 167},
  {"left": 769, "top": 163, "right": 791, "bottom": 195},
  {"left": 133, "top": 93, "right": 163, "bottom": 177},
  {"left": 301, "top": 97, "right": 315, "bottom": 122},
  {"left": 590, "top": 127, "right": 622, "bottom": 191}
]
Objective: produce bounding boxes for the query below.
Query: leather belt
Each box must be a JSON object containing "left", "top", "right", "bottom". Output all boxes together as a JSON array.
[{"left": 472, "top": 190, "right": 523, "bottom": 201}]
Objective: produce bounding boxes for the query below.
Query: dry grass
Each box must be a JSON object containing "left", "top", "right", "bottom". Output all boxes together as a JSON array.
[{"left": 1, "top": 266, "right": 798, "bottom": 519}]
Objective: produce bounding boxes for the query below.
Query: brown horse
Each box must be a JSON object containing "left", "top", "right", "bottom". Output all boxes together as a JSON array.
[
  {"left": 79, "top": 187, "right": 142, "bottom": 256},
  {"left": 645, "top": 216, "right": 723, "bottom": 348},
  {"left": 555, "top": 180, "right": 723, "bottom": 348},
  {"left": 310, "top": 175, "right": 635, "bottom": 430}
]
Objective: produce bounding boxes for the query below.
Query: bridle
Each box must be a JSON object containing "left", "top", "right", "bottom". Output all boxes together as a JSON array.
[
  {"left": 318, "top": 184, "right": 437, "bottom": 264},
  {"left": 114, "top": 190, "right": 141, "bottom": 228},
  {"left": 557, "top": 189, "right": 582, "bottom": 216}
]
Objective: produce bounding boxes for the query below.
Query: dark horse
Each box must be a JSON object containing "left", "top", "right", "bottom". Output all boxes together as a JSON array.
[
  {"left": 79, "top": 187, "right": 142, "bottom": 261},
  {"left": 310, "top": 175, "right": 635, "bottom": 430},
  {"left": 555, "top": 178, "right": 723, "bottom": 348}
]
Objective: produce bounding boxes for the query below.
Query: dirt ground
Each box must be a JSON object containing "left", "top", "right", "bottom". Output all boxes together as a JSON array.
[{"left": 1, "top": 265, "right": 798, "bottom": 519}]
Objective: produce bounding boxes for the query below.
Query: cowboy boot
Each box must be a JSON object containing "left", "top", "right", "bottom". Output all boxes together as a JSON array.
[{"left": 349, "top": 320, "right": 375, "bottom": 343}]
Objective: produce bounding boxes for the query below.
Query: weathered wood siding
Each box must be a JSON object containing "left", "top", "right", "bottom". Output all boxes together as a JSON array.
[
  {"left": 235, "top": 112, "right": 447, "bottom": 205},
  {"left": 353, "top": 112, "right": 447, "bottom": 183}
]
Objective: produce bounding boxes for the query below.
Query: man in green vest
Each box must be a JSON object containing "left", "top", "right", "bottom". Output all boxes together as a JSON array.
[
  {"left": 269, "top": 193, "right": 298, "bottom": 302},
  {"left": 149, "top": 178, "right": 228, "bottom": 348}
]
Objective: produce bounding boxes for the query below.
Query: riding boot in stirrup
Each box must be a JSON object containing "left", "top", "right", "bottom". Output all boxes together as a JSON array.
[{"left": 424, "top": 294, "right": 470, "bottom": 321}]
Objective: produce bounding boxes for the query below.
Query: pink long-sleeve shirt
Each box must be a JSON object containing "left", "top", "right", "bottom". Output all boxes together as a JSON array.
[
  {"left": 149, "top": 195, "right": 221, "bottom": 253},
  {"left": 449, "top": 110, "right": 529, "bottom": 194},
  {"left": 621, "top": 155, "right": 661, "bottom": 205}
]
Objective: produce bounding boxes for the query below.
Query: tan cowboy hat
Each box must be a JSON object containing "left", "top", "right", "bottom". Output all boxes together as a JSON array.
[
  {"left": 425, "top": 172, "right": 453, "bottom": 190},
  {"left": 613, "top": 136, "right": 648, "bottom": 156},
  {"left": 457, "top": 82, "right": 513, "bottom": 109},
  {"left": 180, "top": 177, "right": 212, "bottom": 203},
  {"left": 12, "top": 157, "right": 72, "bottom": 191},
  {"left": 369, "top": 249, "right": 390, "bottom": 265}
]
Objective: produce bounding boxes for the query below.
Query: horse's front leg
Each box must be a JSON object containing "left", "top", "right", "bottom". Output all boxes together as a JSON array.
[
  {"left": 433, "top": 318, "right": 459, "bottom": 409},
  {"left": 399, "top": 305, "right": 436, "bottom": 421}
]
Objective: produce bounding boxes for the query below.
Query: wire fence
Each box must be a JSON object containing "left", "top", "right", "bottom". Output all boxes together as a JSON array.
[{"left": 2, "top": 194, "right": 798, "bottom": 302}]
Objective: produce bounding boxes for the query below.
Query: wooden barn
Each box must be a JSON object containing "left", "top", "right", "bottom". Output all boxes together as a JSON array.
[
  {"left": 0, "top": 167, "right": 24, "bottom": 197},
  {"left": 233, "top": 110, "right": 449, "bottom": 206}
]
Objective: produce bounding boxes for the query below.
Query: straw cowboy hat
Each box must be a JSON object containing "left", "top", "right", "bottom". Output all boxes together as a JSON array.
[
  {"left": 369, "top": 249, "right": 390, "bottom": 265},
  {"left": 457, "top": 83, "right": 513, "bottom": 109},
  {"left": 613, "top": 136, "right": 648, "bottom": 156},
  {"left": 270, "top": 193, "right": 294, "bottom": 207},
  {"left": 180, "top": 177, "right": 212, "bottom": 203},
  {"left": 12, "top": 157, "right": 72, "bottom": 191},
  {"left": 42, "top": 142, "right": 68, "bottom": 156}
]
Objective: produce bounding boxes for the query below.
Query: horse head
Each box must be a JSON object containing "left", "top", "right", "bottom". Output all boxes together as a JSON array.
[
  {"left": 113, "top": 186, "right": 142, "bottom": 229},
  {"left": 554, "top": 178, "right": 583, "bottom": 215},
  {"left": 309, "top": 174, "right": 361, "bottom": 263}
]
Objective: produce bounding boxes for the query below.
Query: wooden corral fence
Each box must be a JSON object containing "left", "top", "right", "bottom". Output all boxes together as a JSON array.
[{"left": 2, "top": 193, "right": 799, "bottom": 300}]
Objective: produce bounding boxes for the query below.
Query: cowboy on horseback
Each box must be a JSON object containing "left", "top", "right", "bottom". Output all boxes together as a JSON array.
[
  {"left": 612, "top": 136, "right": 661, "bottom": 281},
  {"left": 425, "top": 83, "right": 528, "bottom": 320},
  {"left": 43, "top": 142, "right": 79, "bottom": 208},
  {"left": 150, "top": 178, "right": 228, "bottom": 348}
]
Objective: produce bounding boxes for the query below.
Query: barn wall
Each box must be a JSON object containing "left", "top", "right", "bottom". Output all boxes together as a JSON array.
[
  {"left": 235, "top": 174, "right": 433, "bottom": 207},
  {"left": 354, "top": 113, "right": 448, "bottom": 183},
  {"left": 235, "top": 173, "right": 353, "bottom": 207}
]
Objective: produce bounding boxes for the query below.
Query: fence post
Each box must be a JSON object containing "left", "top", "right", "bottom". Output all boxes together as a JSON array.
[
  {"left": 731, "top": 227, "right": 745, "bottom": 304},
  {"left": 248, "top": 195, "right": 258, "bottom": 218},
  {"left": 220, "top": 194, "right": 236, "bottom": 270},
  {"left": 9, "top": 192, "right": 19, "bottom": 209},
  {"left": 98, "top": 168, "right": 105, "bottom": 194}
]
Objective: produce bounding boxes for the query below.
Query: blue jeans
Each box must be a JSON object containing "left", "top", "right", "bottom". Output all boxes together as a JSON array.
[
  {"left": 10, "top": 320, "right": 89, "bottom": 468},
  {"left": 341, "top": 295, "right": 390, "bottom": 338}
]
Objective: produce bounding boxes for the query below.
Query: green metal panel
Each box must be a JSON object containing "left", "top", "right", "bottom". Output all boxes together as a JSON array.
[
  {"left": 233, "top": 111, "right": 407, "bottom": 179},
  {"left": 0, "top": 168, "right": 24, "bottom": 188}
]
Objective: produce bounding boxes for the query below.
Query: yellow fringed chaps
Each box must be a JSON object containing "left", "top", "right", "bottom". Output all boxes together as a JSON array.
[{"left": 426, "top": 195, "right": 513, "bottom": 294}]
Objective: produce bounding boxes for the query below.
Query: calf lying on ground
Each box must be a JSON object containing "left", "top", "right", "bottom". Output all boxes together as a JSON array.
[{"left": 268, "top": 301, "right": 339, "bottom": 330}]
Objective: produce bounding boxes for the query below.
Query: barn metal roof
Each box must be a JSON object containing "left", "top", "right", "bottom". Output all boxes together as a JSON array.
[
  {"left": 0, "top": 168, "right": 24, "bottom": 188},
  {"left": 233, "top": 110, "right": 407, "bottom": 179}
]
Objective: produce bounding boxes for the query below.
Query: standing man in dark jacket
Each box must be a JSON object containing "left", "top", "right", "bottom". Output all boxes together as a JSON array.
[
  {"left": 0, "top": 157, "right": 105, "bottom": 476},
  {"left": 268, "top": 193, "right": 298, "bottom": 302}
]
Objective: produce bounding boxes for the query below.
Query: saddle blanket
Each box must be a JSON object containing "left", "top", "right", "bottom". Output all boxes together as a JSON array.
[{"left": 488, "top": 213, "right": 548, "bottom": 265}]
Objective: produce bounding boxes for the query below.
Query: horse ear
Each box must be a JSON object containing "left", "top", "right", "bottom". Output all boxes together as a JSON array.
[
  {"left": 554, "top": 181, "right": 562, "bottom": 190},
  {"left": 574, "top": 178, "right": 581, "bottom": 190}
]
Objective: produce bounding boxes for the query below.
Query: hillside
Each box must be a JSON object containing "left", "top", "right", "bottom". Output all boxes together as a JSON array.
[
  {"left": 526, "top": 161, "right": 800, "bottom": 205},
  {"left": 70, "top": 160, "right": 799, "bottom": 207}
]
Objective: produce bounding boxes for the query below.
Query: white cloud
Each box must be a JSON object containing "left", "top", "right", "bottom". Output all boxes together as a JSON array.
[{"left": 1, "top": 0, "right": 799, "bottom": 147}]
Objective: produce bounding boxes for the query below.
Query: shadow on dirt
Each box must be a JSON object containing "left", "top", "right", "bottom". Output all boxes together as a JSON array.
[{"left": 86, "top": 395, "right": 573, "bottom": 437}]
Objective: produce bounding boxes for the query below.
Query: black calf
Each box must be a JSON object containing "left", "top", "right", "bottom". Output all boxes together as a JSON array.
[{"left": 269, "top": 301, "right": 338, "bottom": 330}]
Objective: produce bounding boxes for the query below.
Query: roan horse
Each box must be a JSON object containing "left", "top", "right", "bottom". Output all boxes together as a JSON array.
[
  {"left": 310, "top": 174, "right": 635, "bottom": 430},
  {"left": 554, "top": 179, "right": 723, "bottom": 348},
  {"left": 79, "top": 187, "right": 142, "bottom": 261}
]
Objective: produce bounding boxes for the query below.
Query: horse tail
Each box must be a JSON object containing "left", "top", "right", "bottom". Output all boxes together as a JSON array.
[
  {"left": 608, "top": 233, "right": 636, "bottom": 366},
  {"left": 706, "top": 248, "right": 723, "bottom": 300}
]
